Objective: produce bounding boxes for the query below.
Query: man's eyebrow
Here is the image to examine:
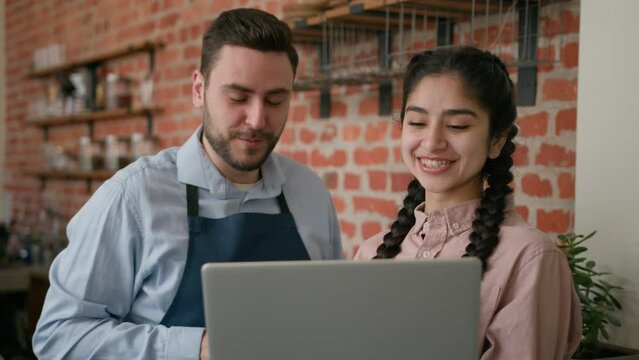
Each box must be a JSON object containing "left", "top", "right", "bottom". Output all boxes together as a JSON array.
[{"left": 222, "top": 83, "right": 290, "bottom": 95}]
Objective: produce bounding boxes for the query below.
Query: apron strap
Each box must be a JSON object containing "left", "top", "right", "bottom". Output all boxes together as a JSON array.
[
  {"left": 276, "top": 192, "right": 290, "bottom": 214},
  {"left": 186, "top": 184, "right": 199, "bottom": 217}
]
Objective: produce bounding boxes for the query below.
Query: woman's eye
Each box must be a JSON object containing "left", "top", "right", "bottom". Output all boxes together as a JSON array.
[
  {"left": 448, "top": 125, "right": 469, "bottom": 130},
  {"left": 407, "top": 121, "right": 425, "bottom": 127}
]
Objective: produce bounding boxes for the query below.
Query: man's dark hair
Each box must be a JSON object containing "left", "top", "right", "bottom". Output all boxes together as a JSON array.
[{"left": 200, "top": 8, "right": 299, "bottom": 82}]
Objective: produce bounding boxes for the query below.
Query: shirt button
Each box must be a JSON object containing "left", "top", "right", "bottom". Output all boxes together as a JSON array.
[
  {"left": 421, "top": 250, "right": 432, "bottom": 258},
  {"left": 452, "top": 223, "right": 460, "bottom": 230}
]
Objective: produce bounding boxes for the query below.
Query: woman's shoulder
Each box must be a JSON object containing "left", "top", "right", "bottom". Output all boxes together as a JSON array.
[
  {"left": 496, "top": 210, "right": 564, "bottom": 260},
  {"left": 353, "top": 231, "right": 386, "bottom": 260}
]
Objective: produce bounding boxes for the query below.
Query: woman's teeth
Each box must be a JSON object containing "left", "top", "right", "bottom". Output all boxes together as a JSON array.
[{"left": 421, "top": 159, "right": 451, "bottom": 168}]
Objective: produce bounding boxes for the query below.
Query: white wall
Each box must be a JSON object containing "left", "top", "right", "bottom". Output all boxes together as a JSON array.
[
  {"left": 0, "top": 0, "right": 8, "bottom": 224},
  {"left": 576, "top": 0, "right": 639, "bottom": 349}
]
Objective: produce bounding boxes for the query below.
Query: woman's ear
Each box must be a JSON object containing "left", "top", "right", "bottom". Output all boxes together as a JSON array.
[{"left": 488, "top": 131, "right": 508, "bottom": 159}]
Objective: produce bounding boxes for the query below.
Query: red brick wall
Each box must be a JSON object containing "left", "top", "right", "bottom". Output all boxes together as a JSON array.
[{"left": 2, "top": 0, "right": 580, "bottom": 259}]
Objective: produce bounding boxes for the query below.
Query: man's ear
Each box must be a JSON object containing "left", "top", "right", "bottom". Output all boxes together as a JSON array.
[
  {"left": 488, "top": 131, "right": 508, "bottom": 159},
  {"left": 192, "top": 70, "right": 205, "bottom": 108}
]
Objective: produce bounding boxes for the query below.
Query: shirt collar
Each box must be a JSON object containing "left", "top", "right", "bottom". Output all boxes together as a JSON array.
[
  {"left": 176, "top": 126, "right": 286, "bottom": 198},
  {"left": 412, "top": 195, "right": 515, "bottom": 236}
]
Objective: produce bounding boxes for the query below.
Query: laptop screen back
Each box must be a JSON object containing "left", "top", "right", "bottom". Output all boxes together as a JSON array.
[{"left": 202, "top": 259, "right": 481, "bottom": 360}]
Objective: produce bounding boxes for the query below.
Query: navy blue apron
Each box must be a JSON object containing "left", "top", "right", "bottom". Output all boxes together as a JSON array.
[{"left": 160, "top": 184, "right": 310, "bottom": 327}]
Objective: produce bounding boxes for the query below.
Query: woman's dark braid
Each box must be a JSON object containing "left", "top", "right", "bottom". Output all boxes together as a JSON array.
[
  {"left": 374, "top": 179, "right": 424, "bottom": 259},
  {"left": 463, "top": 125, "right": 517, "bottom": 271}
]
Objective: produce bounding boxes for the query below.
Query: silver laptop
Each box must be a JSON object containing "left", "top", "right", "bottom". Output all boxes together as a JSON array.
[{"left": 201, "top": 259, "right": 481, "bottom": 360}]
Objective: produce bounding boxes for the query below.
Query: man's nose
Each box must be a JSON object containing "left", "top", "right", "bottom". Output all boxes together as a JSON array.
[{"left": 245, "top": 101, "right": 266, "bottom": 129}]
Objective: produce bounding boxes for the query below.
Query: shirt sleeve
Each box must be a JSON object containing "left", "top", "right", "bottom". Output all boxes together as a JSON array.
[
  {"left": 328, "top": 195, "right": 344, "bottom": 260},
  {"left": 481, "top": 249, "right": 582, "bottom": 360},
  {"left": 32, "top": 179, "right": 204, "bottom": 360}
]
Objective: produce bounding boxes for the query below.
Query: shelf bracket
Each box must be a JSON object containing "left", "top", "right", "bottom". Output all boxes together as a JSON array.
[
  {"left": 378, "top": 23, "right": 392, "bottom": 116},
  {"left": 517, "top": 1, "right": 539, "bottom": 106},
  {"left": 147, "top": 48, "right": 156, "bottom": 76},
  {"left": 146, "top": 110, "right": 154, "bottom": 136},
  {"left": 436, "top": 17, "right": 454, "bottom": 47},
  {"left": 319, "top": 22, "right": 331, "bottom": 119}
]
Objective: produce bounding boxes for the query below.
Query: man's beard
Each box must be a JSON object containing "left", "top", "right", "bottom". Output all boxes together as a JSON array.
[{"left": 202, "top": 106, "right": 279, "bottom": 172}]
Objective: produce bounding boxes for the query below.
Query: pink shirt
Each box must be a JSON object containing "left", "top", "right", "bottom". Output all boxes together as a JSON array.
[{"left": 354, "top": 198, "right": 582, "bottom": 359}]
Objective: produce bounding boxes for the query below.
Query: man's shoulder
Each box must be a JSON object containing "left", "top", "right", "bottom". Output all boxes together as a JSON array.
[
  {"left": 109, "top": 146, "right": 180, "bottom": 188},
  {"left": 272, "top": 153, "right": 328, "bottom": 195}
]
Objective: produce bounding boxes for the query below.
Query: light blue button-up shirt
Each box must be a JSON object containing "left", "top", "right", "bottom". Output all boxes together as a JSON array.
[{"left": 33, "top": 127, "right": 343, "bottom": 360}]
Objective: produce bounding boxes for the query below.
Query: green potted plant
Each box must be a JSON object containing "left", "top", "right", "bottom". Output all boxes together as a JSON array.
[{"left": 558, "top": 231, "right": 639, "bottom": 359}]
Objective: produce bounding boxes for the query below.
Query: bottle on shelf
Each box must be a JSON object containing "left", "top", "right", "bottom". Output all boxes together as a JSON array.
[
  {"left": 78, "top": 136, "right": 93, "bottom": 172},
  {"left": 104, "top": 135, "right": 119, "bottom": 171}
]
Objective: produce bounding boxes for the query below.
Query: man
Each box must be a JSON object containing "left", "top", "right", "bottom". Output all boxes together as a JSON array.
[{"left": 33, "top": 8, "right": 343, "bottom": 360}]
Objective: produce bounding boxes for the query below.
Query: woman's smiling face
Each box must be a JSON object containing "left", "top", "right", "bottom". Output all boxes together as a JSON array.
[{"left": 401, "top": 73, "right": 505, "bottom": 210}]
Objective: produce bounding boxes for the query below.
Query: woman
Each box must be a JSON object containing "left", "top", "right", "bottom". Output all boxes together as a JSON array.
[{"left": 354, "top": 46, "right": 581, "bottom": 359}]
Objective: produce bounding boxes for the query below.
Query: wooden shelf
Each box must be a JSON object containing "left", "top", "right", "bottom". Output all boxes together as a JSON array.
[
  {"left": 28, "top": 41, "right": 164, "bottom": 78},
  {"left": 26, "top": 106, "right": 163, "bottom": 127},
  {"left": 25, "top": 170, "right": 115, "bottom": 181},
  {"left": 289, "top": 0, "right": 510, "bottom": 32}
]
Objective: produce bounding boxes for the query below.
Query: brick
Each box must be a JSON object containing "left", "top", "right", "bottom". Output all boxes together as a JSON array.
[
  {"left": 353, "top": 196, "right": 399, "bottom": 218},
  {"left": 542, "top": 78, "right": 578, "bottom": 102},
  {"left": 537, "top": 209, "right": 571, "bottom": 233},
  {"left": 340, "top": 219, "right": 356, "bottom": 239},
  {"left": 354, "top": 147, "right": 389, "bottom": 165},
  {"left": 183, "top": 45, "right": 201, "bottom": 61},
  {"left": 537, "top": 45, "right": 556, "bottom": 73},
  {"left": 279, "top": 150, "right": 307, "bottom": 165},
  {"left": 160, "top": 13, "right": 181, "bottom": 28},
  {"left": 310, "top": 149, "right": 347, "bottom": 167},
  {"left": 556, "top": 108, "right": 577, "bottom": 135},
  {"left": 521, "top": 173, "right": 553, "bottom": 198},
  {"left": 391, "top": 121, "right": 402, "bottom": 139},
  {"left": 535, "top": 144, "right": 576, "bottom": 167},
  {"left": 515, "top": 205, "right": 529, "bottom": 221},
  {"left": 346, "top": 85, "right": 363, "bottom": 95},
  {"left": 320, "top": 124, "right": 337, "bottom": 142},
  {"left": 343, "top": 124, "right": 361, "bottom": 141},
  {"left": 362, "top": 221, "right": 383, "bottom": 239},
  {"left": 365, "top": 121, "right": 388, "bottom": 142},
  {"left": 332, "top": 100, "right": 347, "bottom": 118},
  {"left": 557, "top": 172, "right": 575, "bottom": 199},
  {"left": 560, "top": 10, "right": 580, "bottom": 34},
  {"left": 331, "top": 195, "right": 346, "bottom": 214},
  {"left": 323, "top": 172, "right": 338, "bottom": 190},
  {"left": 518, "top": 112, "right": 549, "bottom": 137},
  {"left": 512, "top": 144, "right": 529, "bottom": 167},
  {"left": 290, "top": 104, "right": 307, "bottom": 124},
  {"left": 300, "top": 128, "right": 317, "bottom": 144},
  {"left": 391, "top": 172, "right": 413, "bottom": 192},
  {"left": 392, "top": 91, "right": 403, "bottom": 112},
  {"left": 368, "top": 170, "right": 387, "bottom": 191},
  {"left": 561, "top": 42, "right": 579, "bottom": 69},
  {"left": 358, "top": 95, "right": 378, "bottom": 116},
  {"left": 393, "top": 146, "right": 402, "bottom": 163},
  {"left": 344, "top": 173, "right": 361, "bottom": 190}
]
